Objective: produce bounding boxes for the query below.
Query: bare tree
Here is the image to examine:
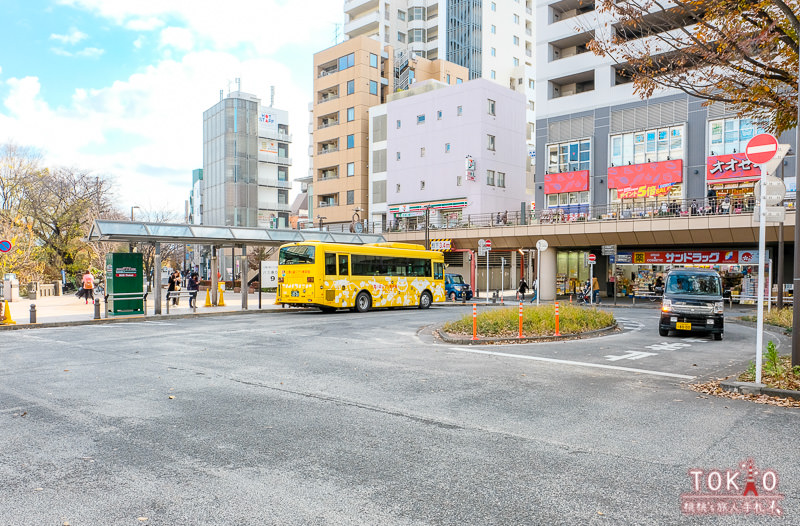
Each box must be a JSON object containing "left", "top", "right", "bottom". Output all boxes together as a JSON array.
[
  {"left": 588, "top": 0, "right": 799, "bottom": 132},
  {"left": 134, "top": 207, "right": 184, "bottom": 286},
  {"left": 0, "top": 142, "right": 43, "bottom": 211}
]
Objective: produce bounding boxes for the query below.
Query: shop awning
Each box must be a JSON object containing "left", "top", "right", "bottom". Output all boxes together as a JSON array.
[{"left": 87, "top": 220, "right": 386, "bottom": 246}]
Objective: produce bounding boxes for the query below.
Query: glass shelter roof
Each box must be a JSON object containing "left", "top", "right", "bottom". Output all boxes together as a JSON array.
[{"left": 87, "top": 220, "right": 386, "bottom": 246}]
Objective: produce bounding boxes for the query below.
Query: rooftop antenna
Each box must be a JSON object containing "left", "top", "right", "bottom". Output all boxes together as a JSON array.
[
  {"left": 235, "top": 77, "right": 241, "bottom": 93},
  {"left": 219, "top": 89, "right": 223, "bottom": 101},
  {"left": 333, "top": 23, "right": 342, "bottom": 44},
  {"left": 270, "top": 85, "right": 275, "bottom": 107}
]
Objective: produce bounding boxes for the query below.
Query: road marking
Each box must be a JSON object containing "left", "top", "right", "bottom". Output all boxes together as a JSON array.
[
  {"left": 605, "top": 350, "right": 658, "bottom": 361},
  {"left": 645, "top": 342, "right": 691, "bottom": 351},
  {"left": 448, "top": 347, "right": 695, "bottom": 379},
  {"left": 681, "top": 338, "right": 709, "bottom": 343}
]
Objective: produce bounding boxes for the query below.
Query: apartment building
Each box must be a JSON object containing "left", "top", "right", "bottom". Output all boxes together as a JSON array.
[
  {"left": 344, "top": 0, "right": 537, "bottom": 186},
  {"left": 312, "top": 35, "right": 466, "bottom": 226},
  {"left": 369, "top": 78, "right": 526, "bottom": 229},
  {"left": 534, "top": 0, "right": 797, "bottom": 216}
]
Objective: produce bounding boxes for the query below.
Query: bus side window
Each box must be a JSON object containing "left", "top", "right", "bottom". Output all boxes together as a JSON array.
[
  {"left": 325, "top": 253, "right": 336, "bottom": 275},
  {"left": 338, "top": 255, "right": 349, "bottom": 276},
  {"left": 434, "top": 262, "right": 444, "bottom": 280}
]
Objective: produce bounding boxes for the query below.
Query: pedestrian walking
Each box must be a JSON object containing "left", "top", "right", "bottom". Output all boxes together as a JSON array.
[
  {"left": 592, "top": 276, "right": 601, "bottom": 304},
  {"left": 529, "top": 278, "right": 538, "bottom": 303},
  {"left": 81, "top": 270, "right": 94, "bottom": 304},
  {"left": 517, "top": 278, "right": 528, "bottom": 301},
  {"left": 187, "top": 272, "right": 199, "bottom": 308}
]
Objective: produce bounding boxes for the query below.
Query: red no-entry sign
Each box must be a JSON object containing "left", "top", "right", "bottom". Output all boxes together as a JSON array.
[{"left": 745, "top": 133, "right": 779, "bottom": 165}]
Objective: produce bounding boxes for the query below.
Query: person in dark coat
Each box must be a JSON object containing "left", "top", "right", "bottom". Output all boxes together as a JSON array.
[
  {"left": 187, "top": 272, "right": 200, "bottom": 308},
  {"left": 168, "top": 270, "right": 181, "bottom": 305},
  {"left": 518, "top": 278, "right": 529, "bottom": 301}
]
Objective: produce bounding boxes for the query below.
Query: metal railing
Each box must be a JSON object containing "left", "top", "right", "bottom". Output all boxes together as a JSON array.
[
  {"left": 103, "top": 291, "right": 148, "bottom": 318},
  {"left": 165, "top": 290, "right": 198, "bottom": 314}
]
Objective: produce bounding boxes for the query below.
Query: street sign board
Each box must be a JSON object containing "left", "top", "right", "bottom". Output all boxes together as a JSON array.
[
  {"left": 745, "top": 133, "right": 779, "bottom": 165},
  {"left": 535, "top": 239, "right": 548, "bottom": 251},
  {"left": 601, "top": 244, "right": 616, "bottom": 256},
  {"left": 261, "top": 261, "right": 278, "bottom": 286},
  {"left": 485, "top": 239, "right": 492, "bottom": 249},
  {"left": 754, "top": 175, "right": 786, "bottom": 205},
  {"left": 0, "top": 240, "right": 10, "bottom": 252},
  {"left": 588, "top": 254, "right": 596, "bottom": 264},
  {"left": 753, "top": 205, "right": 786, "bottom": 223}
]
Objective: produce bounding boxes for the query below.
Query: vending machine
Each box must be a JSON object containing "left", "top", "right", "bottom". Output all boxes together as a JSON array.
[{"left": 105, "top": 253, "right": 144, "bottom": 315}]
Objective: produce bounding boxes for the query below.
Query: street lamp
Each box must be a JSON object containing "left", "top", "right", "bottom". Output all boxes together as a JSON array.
[
  {"left": 317, "top": 215, "right": 326, "bottom": 231},
  {"left": 130, "top": 205, "right": 140, "bottom": 253}
]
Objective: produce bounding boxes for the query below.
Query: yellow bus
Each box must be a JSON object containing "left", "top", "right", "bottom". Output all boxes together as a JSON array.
[{"left": 277, "top": 241, "right": 445, "bottom": 312}]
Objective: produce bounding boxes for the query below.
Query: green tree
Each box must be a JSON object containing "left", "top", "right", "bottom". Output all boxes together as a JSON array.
[{"left": 589, "top": 0, "right": 799, "bottom": 133}]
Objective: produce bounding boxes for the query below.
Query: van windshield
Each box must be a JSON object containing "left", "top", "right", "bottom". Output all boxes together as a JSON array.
[
  {"left": 666, "top": 274, "right": 721, "bottom": 296},
  {"left": 449, "top": 275, "right": 465, "bottom": 284}
]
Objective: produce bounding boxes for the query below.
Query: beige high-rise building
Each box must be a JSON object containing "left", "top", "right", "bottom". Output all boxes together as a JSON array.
[{"left": 312, "top": 34, "right": 467, "bottom": 227}]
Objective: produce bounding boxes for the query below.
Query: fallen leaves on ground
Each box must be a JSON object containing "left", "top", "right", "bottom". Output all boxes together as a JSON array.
[{"left": 689, "top": 380, "right": 800, "bottom": 408}]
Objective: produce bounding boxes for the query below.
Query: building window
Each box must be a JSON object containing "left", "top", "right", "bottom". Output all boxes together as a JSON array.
[
  {"left": 420, "top": 147, "right": 425, "bottom": 157},
  {"left": 457, "top": 175, "right": 463, "bottom": 186},
  {"left": 370, "top": 53, "right": 378, "bottom": 68},
  {"left": 445, "top": 143, "right": 451, "bottom": 153},
  {"left": 410, "top": 6, "right": 424, "bottom": 20},
  {"left": 513, "top": 57, "right": 520, "bottom": 67},
  {"left": 278, "top": 166, "right": 288, "bottom": 181},
  {"left": 347, "top": 107, "right": 355, "bottom": 122},
  {"left": 396, "top": 119, "right": 401, "bottom": 128},
  {"left": 547, "top": 139, "right": 592, "bottom": 173},
  {"left": 420, "top": 181, "right": 425, "bottom": 190},
  {"left": 417, "top": 114, "right": 425, "bottom": 124},
  {"left": 498, "top": 172, "right": 505, "bottom": 188},
  {"left": 437, "top": 110, "right": 442, "bottom": 120},
  {"left": 490, "top": 70, "right": 496, "bottom": 79},
  {"left": 410, "top": 28, "right": 424, "bottom": 42},
  {"left": 338, "top": 53, "right": 355, "bottom": 71},
  {"left": 398, "top": 31, "right": 406, "bottom": 43},
  {"left": 609, "top": 125, "right": 686, "bottom": 167},
  {"left": 347, "top": 80, "right": 354, "bottom": 95},
  {"left": 487, "top": 134, "right": 496, "bottom": 151},
  {"left": 347, "top": 162, "right": 355, "bottom": 177},
  {"left": 491, "top": 47, "right": 496, "bottom": 57},
  {"left": 369, "top": 81, "right": 378, "bottom": 95},
  {"left": 457, "top": 105, "right": 462, "bottom": 116},
  {"left": 397, "top": 9, "right": 406, "bottom": 20},
  {"left": 397, "top": 151, "right": 401, "bottom": 160},
  {"left": 278, "top": 189, "right": 289, "bottom": 204},
  {"left": 456, "top": 78, "right": 463, "bottom": 84},
  {"left": 487, "top": 170, "right": 495, "bottom": 186},
  {"left": 491, "top": 25, "right": 496, "bottom": 34},
  {"left": 708, "top": 118, "right": 764, "bottom": 156},
  {"left": 491, "top": 1, "right": 496, "bottom": 10},
  {"left": 513, "top": 35, "right": 519, "bottom": 45},
  {"left": 513, "top": 14, "right": 520, "bottom": 24},
  {"left": 487, "top": 99, "right": 496, "bottom": 115},
  {"left": 396, "top": 184, "right": 401, "bottom": 193},
  {"left": 529, "top": 79, "right": 535, "bottom": 89},
  {"left": 347, "top": 134, "right": 354, "bottom": 149},
  {"left": 446, "top": 74, "right": 451, "bottom": 83}
]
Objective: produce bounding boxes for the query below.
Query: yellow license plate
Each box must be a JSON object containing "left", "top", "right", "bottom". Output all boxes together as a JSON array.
[{"left": 676, "top": 322, "right": 691, "bottom": 330}]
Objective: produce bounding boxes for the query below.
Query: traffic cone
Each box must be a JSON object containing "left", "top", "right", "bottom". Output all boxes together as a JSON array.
[
  {"left": 1, "top": 300, "right": 16, "bottom": 325},
  {"left": 204, "top": 288, "right": 212, "bottom": 307}
]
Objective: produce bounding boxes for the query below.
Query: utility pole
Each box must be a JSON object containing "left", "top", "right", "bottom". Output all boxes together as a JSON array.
[{"left": 793, "top": 72, "right": 800, "bottom": 368}]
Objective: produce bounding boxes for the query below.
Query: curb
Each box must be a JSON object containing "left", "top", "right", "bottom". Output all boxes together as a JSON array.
[
  {"left": 719, "top": 380, "right": 800, "bottom": 402},
  {"left": 435, "top": 322, "right": 619, "bottom": 345}
]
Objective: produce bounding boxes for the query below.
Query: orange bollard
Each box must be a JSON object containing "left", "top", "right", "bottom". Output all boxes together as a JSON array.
[
  {"left": 518, "top": 301, "right": 523, "bottom": 339},
  {"left": 570, "top": 294, "right": 573, "bottom": 303},
  {"left": 554, "top": 301, "right": 561, "bottom": 336},
  {"left": 472, "top": 303, "right": 478, "bottom": 341}
]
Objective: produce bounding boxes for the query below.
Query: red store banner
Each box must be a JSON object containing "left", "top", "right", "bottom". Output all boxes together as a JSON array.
[
  {"left": 608, "top": 159, "right": 683, "bottom": 189},
  {"left": 544, "top": 169, "right": 589, "bottom": 194},
  {"left": 631, "top": 250, "right": 759, "bottom": 265},
  {"left": 706, "top": 153, "right": 761, "bottom": 182}
]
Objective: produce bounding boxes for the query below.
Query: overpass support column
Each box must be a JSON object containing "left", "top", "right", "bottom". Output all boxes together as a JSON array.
[
  {"left": 539, "top": 247, "right": 557, "bottom": 302},
  {"left": 153, "top": 242, "right": 161, "bottom": 315},
  {"left": 240, "top": 245, "right": 248, "bottom": 310},
  {"left": 211, "top": 246, "right": 218, "bottom": 306},
  {"left": 510, "top": 250, "right": 517, "bottom": 291}
]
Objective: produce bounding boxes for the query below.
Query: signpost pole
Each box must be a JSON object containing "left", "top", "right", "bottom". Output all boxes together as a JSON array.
[
  {"left": 589, "top": 256, "right": 594, "bottom": 305},
  {"left": 756, "top": 169, "right": 766, "bottom": 384},
  {"left": 536, "top": 248, "right": 541, "bottom": 306},
  {"left": 486, "top": 250, "right": 490, "bottom": 305},
  {"left": 795, "top": 73, "right": 800, "bottom": 368}
]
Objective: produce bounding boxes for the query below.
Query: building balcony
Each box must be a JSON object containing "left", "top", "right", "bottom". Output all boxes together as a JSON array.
[
  {"left": 318, "top": 120, "right": 339, "bottom": 130},
  {"left": 261, "top": 202, "right": 292, "bottom": 213},
  {"left": 317, "top": 147, "right": 339, "bottom": 155},
  {"left": 344, "top": 10, "right": 380, "bottom": 38},
  {"left": 259, "top": 178, "right": 293, "bottom": 189},
  {"left": 344, "top": 0, "right": 379, "bottom": 18},
  {"left": 259, "top": 152, "right": 293, "bottom": 165},
  {"left": 259, "top": 129, "right": 293, "bottom": 142}
]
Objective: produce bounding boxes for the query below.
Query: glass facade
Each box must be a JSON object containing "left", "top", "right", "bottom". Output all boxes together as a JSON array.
[
  {"left": 610, "top": 125, "right": 685, "bottom": 166},
  {"left": 708, "top": 118, "right": 765, "bottom": 155}
]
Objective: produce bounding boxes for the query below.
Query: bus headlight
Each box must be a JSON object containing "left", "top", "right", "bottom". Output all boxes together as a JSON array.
[
  {"left": 714, "top": 301, "right": 724, "bottom": 314},
  {"left": 662, "top": 299, "right": 672, "bottom": 312}
]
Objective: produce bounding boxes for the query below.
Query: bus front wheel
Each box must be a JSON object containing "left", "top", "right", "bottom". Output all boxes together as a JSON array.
[
  {"left": 419, "top": 291, "right": 432, "bottom": 309},
  {"left": 354, "top": 291, "right": 372, "bottom": 313}
]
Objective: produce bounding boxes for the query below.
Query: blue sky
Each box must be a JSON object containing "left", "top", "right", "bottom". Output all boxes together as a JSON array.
[{"left": 0, "top": 0, "right": 343, "bottom": 216}]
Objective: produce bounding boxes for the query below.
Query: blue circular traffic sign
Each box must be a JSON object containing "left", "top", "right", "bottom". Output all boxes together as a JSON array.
[{"left": 0, "top": 240, "right": 11, "bottom": 252}]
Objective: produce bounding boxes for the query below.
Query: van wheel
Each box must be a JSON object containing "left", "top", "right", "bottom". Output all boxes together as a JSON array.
[
  {"left": 714, "top": 332, "right": 723, "bottom": 341},
  {"left": 354, "top": 291, "right": 372, "bottom": 313},
  {"left": 659, "top": 327, "right": 669, "bottom": 337},
  {"left": 419, "top": 291, "right": 432, "bottom": 309}
]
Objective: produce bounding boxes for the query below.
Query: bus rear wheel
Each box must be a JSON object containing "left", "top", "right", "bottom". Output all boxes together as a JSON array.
[
  {"left": 419, "top": 291, "right": 432, "bottom": 309},
  {"left": 354, "top": 291, "right": 372, "bottom": 313}
]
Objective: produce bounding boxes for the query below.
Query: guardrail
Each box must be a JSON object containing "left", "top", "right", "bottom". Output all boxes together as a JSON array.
[
  {"left": 103, "top": 291, "right": 148, "bottom": 318},
  {"left": 165, "top": 290, "right": 198, "bottom": 314}
]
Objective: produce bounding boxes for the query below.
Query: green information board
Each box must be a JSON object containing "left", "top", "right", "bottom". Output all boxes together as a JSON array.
[{"left": 105, "top": 253, "right": 144, "bottom": 315}]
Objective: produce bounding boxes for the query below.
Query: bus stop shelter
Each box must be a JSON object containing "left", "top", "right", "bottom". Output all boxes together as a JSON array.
[{"left": 87, "top": 220, "right": 386, "bottom": 315}]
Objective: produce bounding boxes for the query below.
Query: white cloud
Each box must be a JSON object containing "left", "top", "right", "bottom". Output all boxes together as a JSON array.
[
  {"left": 76, "top": 47, "right": 105, "bottom": 58},
  {"left": 133, "top": 37, "right": 145, "bottom": 49},
  {"left": 51, "top": 47, "right": 73, "bottom": 57},
  {"left": 50, "top": 27, "right": 88, "bottom": 45},
  {"left": 126, "top": 17, "right": 165, "bottom": 31},
  {"left": 0, "top": 51, "right": 312, "bottom": 213},
  {"left": 160, "top": 27, "right": 194, "bottom": 51}
]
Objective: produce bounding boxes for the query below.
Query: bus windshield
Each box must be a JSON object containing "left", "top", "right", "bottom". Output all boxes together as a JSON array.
[
  {"left": 279, "top": 245, "right": 315, "bottom": 265},
  {"left": 666, "top": 274, "right": 721, "bottom": 296}
]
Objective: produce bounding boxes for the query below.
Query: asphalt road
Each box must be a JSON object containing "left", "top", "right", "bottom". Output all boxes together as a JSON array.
[{"left": 0, "top": 305, "right": 797, "bottom": 525}]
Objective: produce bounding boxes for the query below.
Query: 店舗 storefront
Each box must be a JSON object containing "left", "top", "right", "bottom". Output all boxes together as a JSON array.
[
  {"left": 607, "top": 159, "right": 683, "bottom": 216},
  {"left": 609, "top": 249, "right": 770, "bottom": 299},
  {"left": 705, "top": 153, "right": 759, "bottom": 213}
]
